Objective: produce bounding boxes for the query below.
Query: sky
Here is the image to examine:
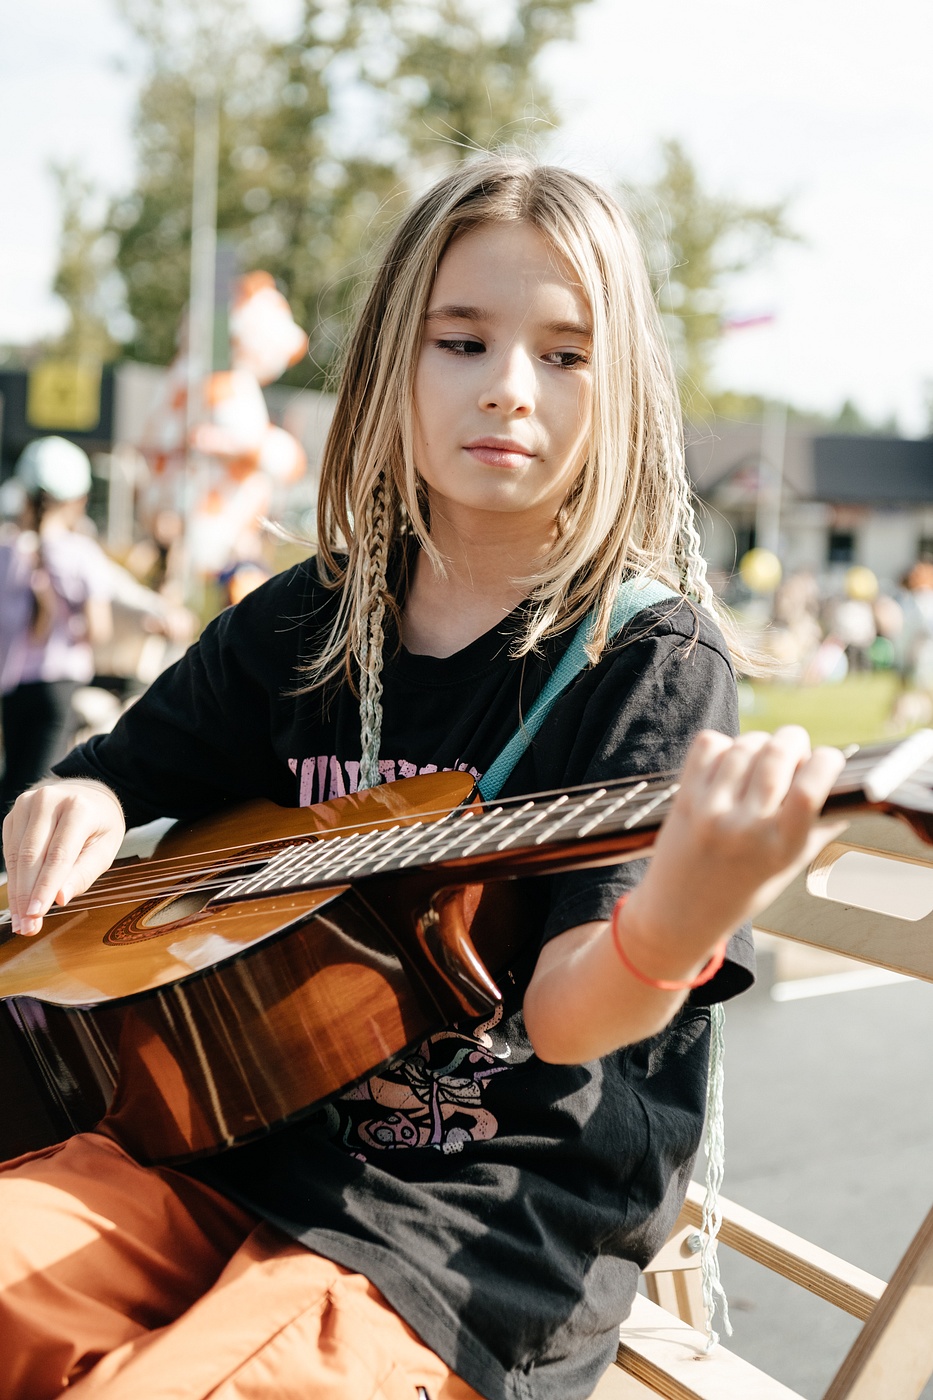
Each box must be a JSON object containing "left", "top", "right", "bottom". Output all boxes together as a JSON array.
[{"left": 2, "top": 0, "right": 931, "bottom": 433}]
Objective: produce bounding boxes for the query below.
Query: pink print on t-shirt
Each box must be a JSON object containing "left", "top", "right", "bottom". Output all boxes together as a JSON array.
[{"left": 287, "top": 755, "right": 482, "bottom": 807}]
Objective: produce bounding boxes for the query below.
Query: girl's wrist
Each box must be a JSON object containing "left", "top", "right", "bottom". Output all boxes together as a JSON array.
[{"left": 610, "top": 893, "right": 728, "bottom": 993}]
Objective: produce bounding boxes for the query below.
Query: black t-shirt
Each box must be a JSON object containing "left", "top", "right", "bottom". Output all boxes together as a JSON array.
[{"left": 56, "top": 559, "right": 753, "bottom": 1400}]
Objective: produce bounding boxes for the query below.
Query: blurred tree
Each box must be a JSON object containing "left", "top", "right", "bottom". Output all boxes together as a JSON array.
[
  {"left": 104, "top": 0, "right": 591, "bottom": 384},
  {"left": 49, "top": 164, "right": 123, "bottom": 364},
  {"left": 626, "top": 139, "right": 798, "bottom": 422},
  {"left": 346, "top": 0, "right": 584, "bottom": 157}
]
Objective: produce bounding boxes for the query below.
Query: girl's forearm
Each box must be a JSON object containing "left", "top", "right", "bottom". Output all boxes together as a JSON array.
[{"left": 523, "top": 914, "right": 706, "bottom": 1063}]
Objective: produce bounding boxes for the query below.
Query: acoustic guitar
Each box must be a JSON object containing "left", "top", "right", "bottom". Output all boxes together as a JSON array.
[{"left": 2, "top": 733, "right": 933, "bottom": 1166}]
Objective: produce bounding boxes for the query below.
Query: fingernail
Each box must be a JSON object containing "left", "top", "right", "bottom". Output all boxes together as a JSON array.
[{"left": 26, "top": 900, "right": 42, "bottom": 917}]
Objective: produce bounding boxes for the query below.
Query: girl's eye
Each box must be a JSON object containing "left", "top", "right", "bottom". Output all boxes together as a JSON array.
[
  {"left": 544, "top": 349, "right": 589, "bottom": 369},
  {"left": 436, "top": 337, "right": 485, "bottom": 356}
]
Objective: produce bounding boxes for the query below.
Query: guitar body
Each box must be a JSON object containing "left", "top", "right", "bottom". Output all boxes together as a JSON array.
[{"left": 0, "top": 772, "right": 532, "bottom": 1165}]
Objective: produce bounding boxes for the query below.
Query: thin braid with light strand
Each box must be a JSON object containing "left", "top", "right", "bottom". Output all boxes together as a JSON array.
[
  {"left": 699, "top": 1002, "right": 732, "bottom": 1351},
  {"left": 357, "top": 476, "right": 391, "bottom": 790}
]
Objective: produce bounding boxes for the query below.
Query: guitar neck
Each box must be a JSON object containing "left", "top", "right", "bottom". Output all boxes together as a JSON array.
[{"left": 218, "top": 731, "right": 933, "bottom": 903}]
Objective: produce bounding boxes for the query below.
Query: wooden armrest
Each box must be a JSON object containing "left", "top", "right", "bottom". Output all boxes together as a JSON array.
[
  {"left": 611, "top": 1293, "right": 805, "bottom": 1399},
  {"left": 681, "top": 1182, "right": 884, "bottom": 1321}
]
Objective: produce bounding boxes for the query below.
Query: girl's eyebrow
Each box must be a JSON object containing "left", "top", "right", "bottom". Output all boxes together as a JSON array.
[
  {"left": 424, "top": 303, "right": 487, "bottom": 323},
  {"left": 424, "top": 303, "right": 592, "bottom": 337}
]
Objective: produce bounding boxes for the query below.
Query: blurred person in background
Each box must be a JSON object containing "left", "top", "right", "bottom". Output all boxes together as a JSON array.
[
  {"left": 0, "top": 438, "right": 193, "bottom": 828},
  {"left": 900, "top": 561, "right": 933, "bottom": 690},
  {"left": 0, "top": 438, "right": 114, "bottom": 826}
]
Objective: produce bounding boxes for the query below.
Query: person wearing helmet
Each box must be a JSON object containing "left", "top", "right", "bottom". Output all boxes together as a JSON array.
[{"left": 0, "top": 437, "right": 114, "bottom": 824}]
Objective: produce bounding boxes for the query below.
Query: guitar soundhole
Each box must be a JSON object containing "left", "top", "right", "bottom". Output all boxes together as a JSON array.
[
  {"left": 103, "top": 861, "right": 269, "bottom": 945},
  {"left": 139, "top": 888, "right": 216, "bottom": 928}
]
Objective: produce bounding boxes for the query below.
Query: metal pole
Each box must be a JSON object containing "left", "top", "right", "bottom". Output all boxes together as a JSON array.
[
  {"left": 183, "top": 78, "right": 220, "bottom": 603},
  {"left": 756, "top": 400, "right": 787, "bottom": 557}
]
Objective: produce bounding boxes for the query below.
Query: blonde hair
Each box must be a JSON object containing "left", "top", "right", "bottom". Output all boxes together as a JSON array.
[{"left": 303, "top": 153, "right": 731, "bottom": 785}]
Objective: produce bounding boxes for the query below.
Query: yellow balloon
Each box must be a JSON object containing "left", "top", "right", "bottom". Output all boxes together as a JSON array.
[
  {"left": 845, "top": 565, "right": 878, "bottom": 602},
  {"left": 739, "top": 548, "right": 783, "bottom": 594}
]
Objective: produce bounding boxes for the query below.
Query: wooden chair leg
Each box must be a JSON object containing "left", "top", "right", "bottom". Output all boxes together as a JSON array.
[
  {"left": 641, "top": 1214, "right": 708, "bottom": 1333},
  {"left": 643, "top": 1266, "right": 706, "bottom": 1334},
  {"left": 824, "top": 1202, "right": 933, "bottom": 1400}
]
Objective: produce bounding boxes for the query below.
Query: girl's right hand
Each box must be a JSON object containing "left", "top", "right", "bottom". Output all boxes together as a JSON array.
[{"left": 2, "top": 781, "right": 125, "bottom": 937}]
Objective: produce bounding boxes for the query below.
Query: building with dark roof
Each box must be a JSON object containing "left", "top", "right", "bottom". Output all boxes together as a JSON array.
[{"left": 688, "top": 423, "right": 933, "bottom": 585}]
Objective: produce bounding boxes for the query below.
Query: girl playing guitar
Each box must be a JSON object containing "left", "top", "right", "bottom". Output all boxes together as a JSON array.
[{"left": 1, "top": 155, "right": 843, "bottom": 1400}]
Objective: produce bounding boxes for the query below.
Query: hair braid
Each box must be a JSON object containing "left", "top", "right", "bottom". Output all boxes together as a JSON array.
[
  {"left": 673, "top": 472, "right": 717, "bottom": 614},
  {"left": 357, "top": 475, "right": 391, "bottom": 790}
]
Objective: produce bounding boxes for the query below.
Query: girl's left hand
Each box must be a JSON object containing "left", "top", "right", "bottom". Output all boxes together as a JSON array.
[{"left": 620, "top": 726, "right": 847, "bottom": 976}]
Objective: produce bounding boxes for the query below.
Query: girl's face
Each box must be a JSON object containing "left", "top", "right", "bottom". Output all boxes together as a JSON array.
[{"left": 413, "top": 221, "right": 593, "bottom": 536}]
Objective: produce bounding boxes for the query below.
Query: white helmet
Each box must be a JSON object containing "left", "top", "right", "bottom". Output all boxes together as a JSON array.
[{"left": 15, "top": 436, "right": 92, "bottom": 501}]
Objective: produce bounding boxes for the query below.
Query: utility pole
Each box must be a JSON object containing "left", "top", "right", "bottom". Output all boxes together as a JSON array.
[{"left": 183, "top": 77, "right": 220, "bottom": 603}]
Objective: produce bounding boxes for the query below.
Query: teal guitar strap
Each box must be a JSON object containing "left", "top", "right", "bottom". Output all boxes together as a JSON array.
[{"left": 477, "top": 578, "right": 679, "bottom": 802}]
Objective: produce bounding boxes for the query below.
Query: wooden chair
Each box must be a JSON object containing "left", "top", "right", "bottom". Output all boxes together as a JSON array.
[{"left": 594, "top": 807, "right": 933, "bottom": 1400}]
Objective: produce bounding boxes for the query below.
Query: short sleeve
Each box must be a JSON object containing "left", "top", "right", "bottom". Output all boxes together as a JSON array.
[{"left": 537, "top": 608, "right": 754, "bottom": 1004}]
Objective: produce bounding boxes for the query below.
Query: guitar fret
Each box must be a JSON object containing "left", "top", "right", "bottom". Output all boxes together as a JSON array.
[
  {"left": 401, "top": 810, "right": 482, "bottom": 866},
  {"left": 239, "top": 843, "right": 307, "bottom": 895},
  {"left": 574, "top": 782, "right": 649, "bottom": 837},
  {"left": 362, "top": 820, "right": 439, "bottom": 874},
  {"left": 492, "top": 798, "right": 565, "bottom": 851},
  {"left": 393, "top": 816, "right": 480, "bottom": 867},
  {"left": 284, "top": 826, "right": 384, "bottom": 885},
  {"left": 346, "top": 821, "right": 427, "bottom": 874},
  {"left": 289, "top": 828, "right": 371, "bottom": 880},
  {"left": 531, "top": 795, "right": 578, "bottom": 845},
  {"left": 623, "top": 783, "right": 680, "bottom": 829},
  {"left": 319, "top": 831, "right": 391, "bottom": 881},
  {"left": 456, "top": 807, "right": 521, "bottom": 857},
  {"left": 535, "top": 789, "right": 607, "bottom": 840},
  {"left": 434, "top": 807, "right": 510, "bottom": 858}
]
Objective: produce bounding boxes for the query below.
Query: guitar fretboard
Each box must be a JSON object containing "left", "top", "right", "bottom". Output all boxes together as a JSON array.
[
  {"left": 220, "top": 777, "right": 682, "bottom": 902},
  {"left": 216, "top": 729, "right": 933, "bottom": 906}
]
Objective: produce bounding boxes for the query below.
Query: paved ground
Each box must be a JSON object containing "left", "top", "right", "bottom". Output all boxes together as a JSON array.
[{"left": 710, "top": 970, "right": 933, "bottom": 1396}]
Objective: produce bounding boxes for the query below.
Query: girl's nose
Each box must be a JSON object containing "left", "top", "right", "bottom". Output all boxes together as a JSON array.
[{"left": 479, "top": 347, "right": 535, "bottom": 416}]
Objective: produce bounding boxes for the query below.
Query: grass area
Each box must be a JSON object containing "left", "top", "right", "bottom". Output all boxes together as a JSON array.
[{"left": 739, "top": 672, "right": 909, "bottom": 748}]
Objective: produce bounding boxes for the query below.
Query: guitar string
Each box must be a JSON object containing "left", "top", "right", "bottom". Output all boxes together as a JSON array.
[
  {"left": 58, "top": 739, "right": 884, "bottom": 901},
  {"left": 42, "top": 739, "right": 885, "bottom": 903},
  {"left": 47, "top": 767, "right": 687, "bottom": 901},
  {"left": 20, "top": 746, "right": 889, "bottom": 921},
  {"left": 26, "top": 747, "right": 886, "bottom": 918},
  {"left": 31, "top": 778, "right": 867, "bottom": 923},
  {"left": 39, "top": 783, "right": 680, "bottom": 917}
]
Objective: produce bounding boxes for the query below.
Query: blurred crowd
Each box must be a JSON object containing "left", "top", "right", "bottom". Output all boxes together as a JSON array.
[{"left": 725, "top": 554, "right": 933, "bottom": 728}]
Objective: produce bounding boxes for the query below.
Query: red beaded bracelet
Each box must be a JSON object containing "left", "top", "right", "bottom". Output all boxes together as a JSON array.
[{"left": 610, "top": 894, "right": 728, "bottom": 992}]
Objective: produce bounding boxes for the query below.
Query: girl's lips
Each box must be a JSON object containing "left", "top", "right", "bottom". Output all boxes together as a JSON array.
[{"left": 464, "top": 444, "right": 535, "bottom": 468}]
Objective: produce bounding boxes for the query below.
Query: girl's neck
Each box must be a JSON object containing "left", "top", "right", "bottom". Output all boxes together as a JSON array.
[{"left": 401, "top": 505, "right": 557, "bottom": 658}]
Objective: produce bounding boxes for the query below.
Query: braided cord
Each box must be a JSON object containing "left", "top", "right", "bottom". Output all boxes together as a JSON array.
[
  {"left": 699, "top": 1001, "right": 732, "bottom": 1350},
  {"left": 357, "top": 476, "right": 391, "bottom": 790}
]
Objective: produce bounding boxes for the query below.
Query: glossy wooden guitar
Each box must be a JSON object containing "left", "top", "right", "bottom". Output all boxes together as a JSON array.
[{"left": 3, "top": 734, "right": 933, "bottom": 1165}]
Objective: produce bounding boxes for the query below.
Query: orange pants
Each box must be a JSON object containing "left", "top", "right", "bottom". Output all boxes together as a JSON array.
[{"left": 0, "top": 1132, "right": 484, "bottom": 1400}]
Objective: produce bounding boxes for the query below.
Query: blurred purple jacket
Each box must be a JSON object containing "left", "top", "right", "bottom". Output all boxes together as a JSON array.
[{"left": 0, "top": 527, "right": 112, "bottom": 695}]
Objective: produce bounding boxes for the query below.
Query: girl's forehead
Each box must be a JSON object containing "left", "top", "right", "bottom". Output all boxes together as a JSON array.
[{"left": 429, "top": 221, "right": 590, "bottom": 317}]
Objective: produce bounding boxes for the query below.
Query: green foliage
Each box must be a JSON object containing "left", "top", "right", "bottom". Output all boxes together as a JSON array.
[
  {"left": 626, "top": 139, "right": 797, "bottom": 423},
  {"left": 95, "top": 0, "right": 590, "bottom": 385},
  {"left": 346, "top": 0, "right": 582, "bottom": 157}
]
